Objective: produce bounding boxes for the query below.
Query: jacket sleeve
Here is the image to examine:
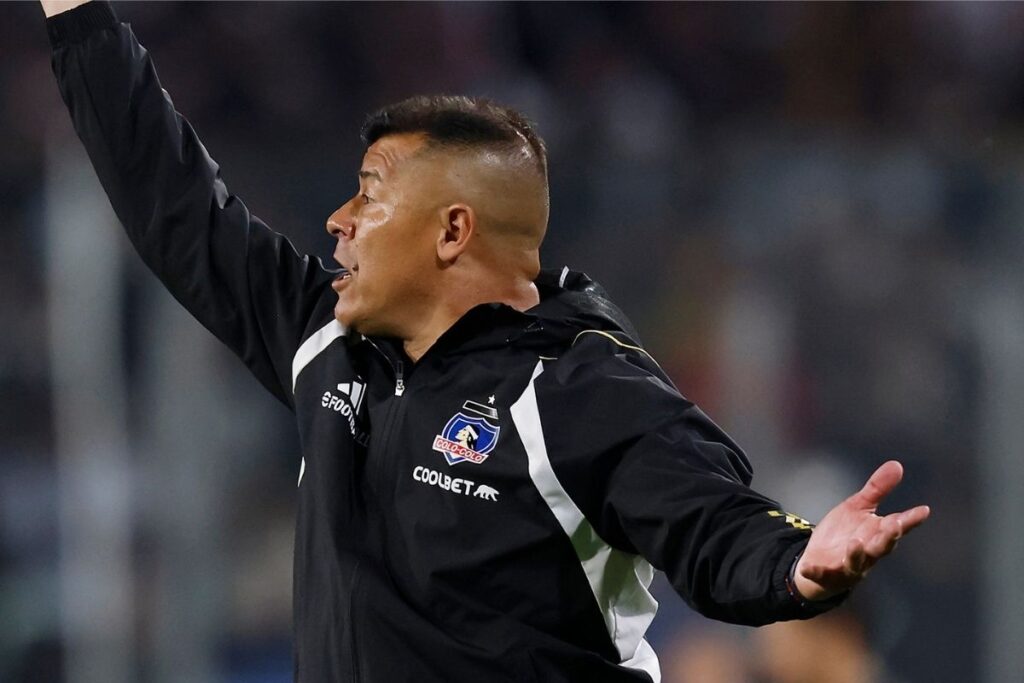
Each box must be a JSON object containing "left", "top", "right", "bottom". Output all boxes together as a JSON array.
[
  {"left": 47, "top": 1, "right": 334, "bottom": 408},
  {"left": 535, "top": 330, "right": 846, "bottom": 625}
]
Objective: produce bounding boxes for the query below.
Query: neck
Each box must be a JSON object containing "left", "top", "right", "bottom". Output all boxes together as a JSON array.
[{"left": 402, "top": 272, "right": 539, "bottom": 362}]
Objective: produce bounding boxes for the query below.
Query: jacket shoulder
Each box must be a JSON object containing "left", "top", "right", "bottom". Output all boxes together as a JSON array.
[{"left": 538, "top": 327, "right": 677, "bottom": 400}]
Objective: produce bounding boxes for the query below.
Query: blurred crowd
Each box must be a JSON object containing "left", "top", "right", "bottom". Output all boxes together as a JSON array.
[{"left": 4, "top": 2, "right": 1023, "bottom": 682}]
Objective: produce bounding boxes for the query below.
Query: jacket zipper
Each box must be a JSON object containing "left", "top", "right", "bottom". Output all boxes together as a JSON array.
[
  {"left": 352, "top": 341, "right": 408, "bottom": 681},
  {"left": 374, "top": 373, "right": 406, "bottom": 489},
  {"left": 348, "top": 560, "right": 364, "bottom": 683},
  {"left": 366, "top": 339, "right": 405, "bottom": 396},
  {"left": 394, "top": 360, "right": 405, "bottom": 396},
  {"left": 364, "top": 339, "right": 407, "bottom": 494}
]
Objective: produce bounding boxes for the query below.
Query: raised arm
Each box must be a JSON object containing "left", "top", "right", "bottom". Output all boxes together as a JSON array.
[{"left": 43, "top": 0, "right": 335, "bottom": 406}]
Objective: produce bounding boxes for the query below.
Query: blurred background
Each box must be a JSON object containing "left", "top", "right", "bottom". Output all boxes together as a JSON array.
[{"left": 2, "top": 2, "right": 1022, "bottom": 682}]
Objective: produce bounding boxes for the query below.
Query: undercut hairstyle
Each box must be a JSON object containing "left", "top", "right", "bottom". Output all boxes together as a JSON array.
[{"left": 361, "top": 95, "right": 548, "bottom": 178}]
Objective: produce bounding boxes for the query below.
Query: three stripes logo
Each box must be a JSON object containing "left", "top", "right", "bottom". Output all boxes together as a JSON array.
[
  {"left": 321, "top": 378, "right": 368, "bottom": 442},
  {"left": 336, "top": 380, "right": 366, "bottom": 413},
  {"left": 304, "top": 378, "right": 370, "bottom": 487}
]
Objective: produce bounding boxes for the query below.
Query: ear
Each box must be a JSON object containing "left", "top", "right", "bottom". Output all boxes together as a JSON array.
[{"left": 436, "top": 203, "right": 476, "bottom": 264}]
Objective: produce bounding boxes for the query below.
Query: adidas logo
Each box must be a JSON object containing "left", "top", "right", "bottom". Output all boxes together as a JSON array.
[
  {"left": 304, "top": 378, "right": 370, "bottom": 486},
  {"left": 336, "top": 380, "right": 366, "bottom": 413},
  {"left": 321, "top": 379, "right": 367, "bottom": 439}
]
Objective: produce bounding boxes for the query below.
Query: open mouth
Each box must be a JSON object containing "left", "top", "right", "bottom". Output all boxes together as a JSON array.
[{"left": 332, "top": 265, "right": 357, "bottom": 290}]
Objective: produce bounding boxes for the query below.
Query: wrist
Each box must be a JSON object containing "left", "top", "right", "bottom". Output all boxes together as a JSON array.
[
  {"left": 786, "top": 552, "right": 816, "bottom": 607},
  {"left": 41, "top": 0, "right": 92, "bottom": 19},
  {"left": 786, "top": 551, "right": 850, "bottom": 612},
  {"left": 46, "top": 0, "right": 116, "bottom": 48}
]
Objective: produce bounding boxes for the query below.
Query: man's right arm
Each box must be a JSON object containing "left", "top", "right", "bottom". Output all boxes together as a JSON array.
[{"left": 45, "top": 1, "right": 334, "bottom": 407}]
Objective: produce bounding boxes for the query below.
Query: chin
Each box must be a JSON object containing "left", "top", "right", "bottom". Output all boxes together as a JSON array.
[
  {"left": 333, "top": 300, "right": 359, "bottom": 330},
  {"left": 334, "top": 303, "right": 384, "bottom": 338}
]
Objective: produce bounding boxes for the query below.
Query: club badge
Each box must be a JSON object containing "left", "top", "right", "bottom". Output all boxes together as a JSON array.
[{"left": 432, "top": 400, "right": 500, "bottom": 466}]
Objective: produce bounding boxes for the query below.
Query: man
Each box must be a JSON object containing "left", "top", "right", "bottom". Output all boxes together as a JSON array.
[{"left": 42, "top": 1, "right": 930, "bottom": 681}]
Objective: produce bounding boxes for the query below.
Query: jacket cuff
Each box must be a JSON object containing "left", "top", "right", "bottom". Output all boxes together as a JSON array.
[
  {"left": 773, "top": 539, "right": 850, "bottom": 618},
  {"left": 47, "top": 1, "right": 118, "bottom": 49}
]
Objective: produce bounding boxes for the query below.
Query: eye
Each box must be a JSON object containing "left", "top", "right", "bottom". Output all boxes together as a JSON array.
[{"left": 361, "top": 193, "right": 374, "bottom": 204}]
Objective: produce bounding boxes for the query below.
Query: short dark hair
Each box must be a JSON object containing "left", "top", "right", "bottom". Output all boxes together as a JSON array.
[{"left": 360, "top": 95, "right": 547, "bottom": 177}]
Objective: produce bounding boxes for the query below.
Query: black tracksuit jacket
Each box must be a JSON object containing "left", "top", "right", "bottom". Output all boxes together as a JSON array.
[{"left": 48, "top": 4, "right": 842, "bottom": 681}]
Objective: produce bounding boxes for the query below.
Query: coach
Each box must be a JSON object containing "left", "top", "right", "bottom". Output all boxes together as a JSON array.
[{"left": 41, "top": 1, "right": 930, "bottom": 681}]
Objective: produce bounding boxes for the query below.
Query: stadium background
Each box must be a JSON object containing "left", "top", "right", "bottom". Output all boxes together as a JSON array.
[{"left": 1, "top": 2, "right": 1021, "bottom": 681}]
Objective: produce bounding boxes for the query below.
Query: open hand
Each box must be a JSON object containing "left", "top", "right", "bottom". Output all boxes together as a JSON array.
[{"left": 794, "top": 460, "right": 930, "bottom": 601}]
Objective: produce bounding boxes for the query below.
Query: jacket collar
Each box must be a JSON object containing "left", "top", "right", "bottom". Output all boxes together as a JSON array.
[{"left": 357, "top": 267, "right": 638, "bottom": 363}]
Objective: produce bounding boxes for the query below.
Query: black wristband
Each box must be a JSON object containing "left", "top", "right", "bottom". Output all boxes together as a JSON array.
[{"left": 47, "top": 1, "right": 118, "bottom": 49}]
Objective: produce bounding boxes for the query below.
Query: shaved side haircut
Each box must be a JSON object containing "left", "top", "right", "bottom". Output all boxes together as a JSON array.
[{"left": 361, "top": 95, "right": 548, "bottom": 179}]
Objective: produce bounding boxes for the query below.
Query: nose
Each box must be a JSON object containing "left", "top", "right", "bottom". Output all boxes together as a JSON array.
[{"left": 326, "top": 201, "right": 355, "bottom": 239}]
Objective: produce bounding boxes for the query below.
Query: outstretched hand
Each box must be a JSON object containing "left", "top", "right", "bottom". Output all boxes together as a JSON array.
[{"left": 794, "top": 460, "right": 930, "bottom": 601}]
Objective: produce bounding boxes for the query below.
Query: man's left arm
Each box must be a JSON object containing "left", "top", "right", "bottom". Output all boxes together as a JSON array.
[{"left": 536, "top": 332, "right": 929, "bottom": 624}]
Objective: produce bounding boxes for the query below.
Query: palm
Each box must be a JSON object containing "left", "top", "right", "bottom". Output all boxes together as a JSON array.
[{"left": 794, "top": 460, "right": 930, "bottom": 601}]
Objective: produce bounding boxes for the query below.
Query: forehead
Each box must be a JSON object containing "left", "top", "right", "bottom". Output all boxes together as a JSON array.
[{"left": 361, "top": 132, "right": 430, "bottom": 175}]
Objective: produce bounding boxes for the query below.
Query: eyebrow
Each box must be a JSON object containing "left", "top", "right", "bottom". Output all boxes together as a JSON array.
[{"left": 358, "top": 170, "right": 382, "bottom": 182}]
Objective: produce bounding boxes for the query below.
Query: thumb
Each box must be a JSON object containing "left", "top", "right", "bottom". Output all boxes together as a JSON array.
[{"left": 851, "top": 460, "right": 903, "bottom": 510}]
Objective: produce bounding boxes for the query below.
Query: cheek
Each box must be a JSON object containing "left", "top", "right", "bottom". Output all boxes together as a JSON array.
[
  {"left": 354, "top": 210, "right": 392, "bottom": 282},
  {"left": 364, "top": 218, "right": 433, "bottom": 281},
  {"left": 361, "top": 202, "right": 393, "bottom": 226}
]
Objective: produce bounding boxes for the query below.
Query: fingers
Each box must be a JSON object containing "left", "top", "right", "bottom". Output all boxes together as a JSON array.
[
  {"left": 797, "top": 548, "right": 830, "bottom": 582},
  {"left": 800, "top": 534, "right": 873, "bottom": 588},
  {"left": 798, "top": 561, "right": 824, "bottom": 582},
  {"left": 793, "top": 466, "right": 930, "bottom": 596},
  {"left": 845, "top": 536, "right": 868, "bottom": 575},
  {"left": 898, "top": 505, "right": 931, "bottom": 533},
  {"left": 862, "top": 505, "right": 931, "bottom": 561},
  {"left": 851, "top": 460, "right": 904, "bottom": 510},
  {"left": 801, "top": 503, "right": 931, "bottom": 584},
  {"left": 863, "top": 514, "right": 902, "bottom": 559}
]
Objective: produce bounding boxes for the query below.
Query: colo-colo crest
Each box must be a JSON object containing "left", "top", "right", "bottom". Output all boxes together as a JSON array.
[{"left": 433, "top": 400, "right": 500, "bottom": 466}]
